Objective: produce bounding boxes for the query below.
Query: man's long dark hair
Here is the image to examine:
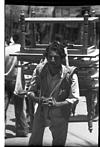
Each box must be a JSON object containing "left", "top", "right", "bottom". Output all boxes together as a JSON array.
[{"left": 44, "top": 41, "right": 66, "bottom": 59}]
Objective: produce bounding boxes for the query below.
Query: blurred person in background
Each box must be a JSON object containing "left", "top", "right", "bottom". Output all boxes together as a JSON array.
[{"left": 5, "top": 33, "right": 29, "bottom": 137}]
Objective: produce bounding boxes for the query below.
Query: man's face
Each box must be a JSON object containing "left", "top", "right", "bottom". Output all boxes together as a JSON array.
[{"left": 47, "top": 50, "right": 62, "bottom": 68}]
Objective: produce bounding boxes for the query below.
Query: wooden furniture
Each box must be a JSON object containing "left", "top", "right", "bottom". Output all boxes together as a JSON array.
[{"left": 10, "top": 10, "right": 99, "bottom": 132}]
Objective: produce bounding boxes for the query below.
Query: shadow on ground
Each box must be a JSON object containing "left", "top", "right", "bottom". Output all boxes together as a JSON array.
[
  {"left": 70, "top": 114, "right": 88, "bottom": 122},
  {"left": 69, "top": 114, "right": 98, "bottom": 122}
]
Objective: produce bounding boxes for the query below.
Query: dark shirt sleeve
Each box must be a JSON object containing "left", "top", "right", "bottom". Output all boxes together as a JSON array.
[{"left": 66, "top": 73, "right": 80, "bottom": 104}]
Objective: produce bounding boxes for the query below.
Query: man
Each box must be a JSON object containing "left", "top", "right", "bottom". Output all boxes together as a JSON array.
[
  {"left": 27, "top": 41, "right": 80, "bottom": 146},
  {"left": 5, "top": 33, "right": 29, "bottom": 137}
]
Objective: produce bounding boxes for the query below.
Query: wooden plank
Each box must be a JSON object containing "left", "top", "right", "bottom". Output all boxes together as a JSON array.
[
  {"left": 10, "top": 48, "right": 99, "bottom": 58},
  {"left": 24, "top": 48, "right": 46, "bottom": 54},
  {"left": 9, "top": 51, "right": 43, "bottom": 62},
  {"left": 10, "top": 51, "right": 43, "bottom": 56},
  {"left": 68, "top": 49, "right": 83, "bottom": 54},
  {"left": 68, "top": 49, "right": 99, "bottom": 57},
  {"left": 25, "top": 17, "right": 99, "bottom": 22},
  {"left": 78, "top": 68, "right": 98, "bottom": 77}
]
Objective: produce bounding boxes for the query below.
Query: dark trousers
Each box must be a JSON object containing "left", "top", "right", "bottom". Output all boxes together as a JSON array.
[
  {"left": 14, "top": 94, "right": 29, "bottom": 134},
  {"left": 29, "top": 108, "right": 69, "bottom": 146}
]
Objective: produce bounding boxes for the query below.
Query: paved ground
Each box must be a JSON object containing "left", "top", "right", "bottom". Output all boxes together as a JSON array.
[{"left": 5, "top": 97, "right": 98, "bottom": 146}]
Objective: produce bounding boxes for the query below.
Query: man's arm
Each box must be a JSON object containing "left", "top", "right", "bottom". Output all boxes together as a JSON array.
[
  {"left": 65, "top": 73, "right": 80, "bottom": 104},
  {"left": 46, "top": 73, "right": 80, "bottom": 107}
]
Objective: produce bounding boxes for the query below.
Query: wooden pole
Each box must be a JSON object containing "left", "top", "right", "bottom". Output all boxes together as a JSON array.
[
  {"left": 31, "top": 9, "right": 36, "bottom": 47},
  {"left": 83, "top": 10, "right": 89, "bottom": 54},
  {"left": 91, "top": 10, "right": 96, "bottom": 47},
  {"left": 20, "top": 10, "right": 25, "bottom": 52}
]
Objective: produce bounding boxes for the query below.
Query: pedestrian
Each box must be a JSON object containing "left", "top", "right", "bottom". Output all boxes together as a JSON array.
[
  {"left": 27, "top": 41, "right": 80, "bottom": 146},
  {"left": 5, "top": 33, "right": 29, "bottom": 137},
  {"left": 13, "top": 33, "right": 29, "bottom": 137}
]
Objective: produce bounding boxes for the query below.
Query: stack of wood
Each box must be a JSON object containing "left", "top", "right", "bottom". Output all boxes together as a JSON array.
[{"left": 69, "top": 49, "right": 99, "bottom": 94}]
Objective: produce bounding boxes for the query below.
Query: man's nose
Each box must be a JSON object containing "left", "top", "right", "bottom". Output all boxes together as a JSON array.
[{"left": 51, "top": 56, "right": 55, "bottom": 62}]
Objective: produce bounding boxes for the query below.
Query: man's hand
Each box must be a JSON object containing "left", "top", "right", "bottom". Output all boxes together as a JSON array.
[
  {"left": 42, "top": 97, "right": 60, "bottom": 107},
  {"left": 42, "top": 97, "right": 53, "bottom": 106},
  {"left": 27, "top": 92, "right": 41, "bottom": 103},
  {"left": 42, "top": 97, "right": 69, "bottom": 107},
  {"left": 27, "top": 93, "right": 69, "bottom": 107},
  {"left": 27, "top": 93, "right": 47, "bottom": 104},
  {"left": 27, "top": 92, "right": 35, "bottom": 99}
]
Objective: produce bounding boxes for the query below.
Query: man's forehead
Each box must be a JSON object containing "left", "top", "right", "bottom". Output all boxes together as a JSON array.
[{"left": 48, "top": 50, "right": 60, "bottom": 56}]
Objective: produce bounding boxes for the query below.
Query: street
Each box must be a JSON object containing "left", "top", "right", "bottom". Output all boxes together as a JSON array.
[{"left": 5, "top": 97, "right": 98, "bottom": 146}]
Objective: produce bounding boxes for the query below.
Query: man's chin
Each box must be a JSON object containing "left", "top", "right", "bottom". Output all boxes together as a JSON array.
[
  {"left": 49, "top": 63, "right": 57, "bottom": 68},
  {"left": 51, "top": 65, "right": 61, "bottom": 71}
]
